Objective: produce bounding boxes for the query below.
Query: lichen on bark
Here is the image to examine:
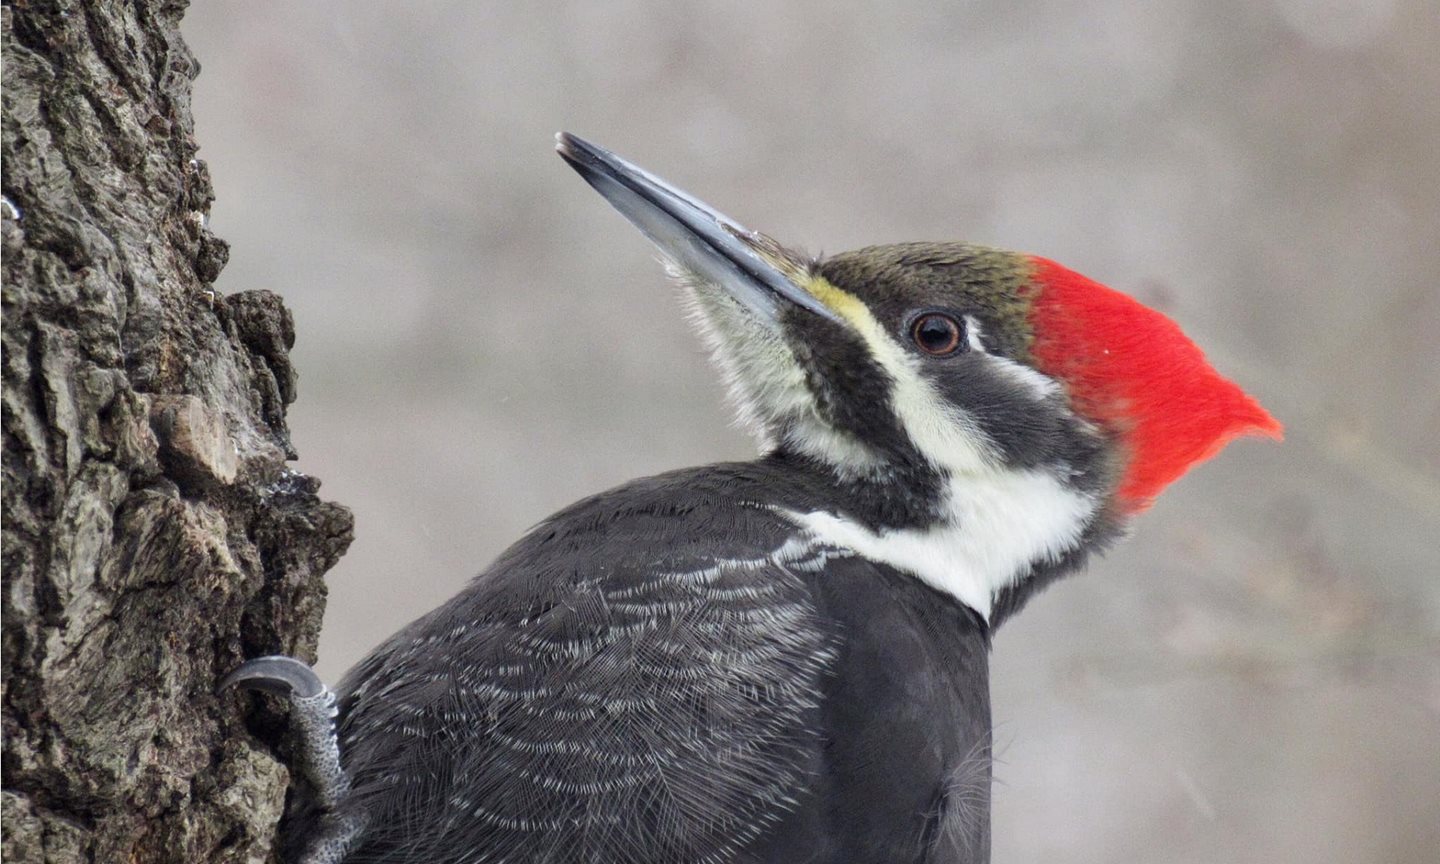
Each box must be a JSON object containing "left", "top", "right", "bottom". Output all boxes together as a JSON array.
[{"left": 2, "top": 2, "right": 352, "bottom": 862}]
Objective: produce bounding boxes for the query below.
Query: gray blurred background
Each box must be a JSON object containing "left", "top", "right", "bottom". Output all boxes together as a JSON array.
[{"left": 185, "top": 2, "right": 1439, "bottom": 861}]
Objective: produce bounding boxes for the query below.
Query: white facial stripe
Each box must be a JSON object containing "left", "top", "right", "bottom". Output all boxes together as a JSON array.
[
  {"left": 964, "top": 314, "right": 1060, "bottom": 400},
  {"left": 986, "top": 355, "right": 1062, "bottom": 400},
  {"left": 824, "top": 289, "right": 997, "bottom": 475},
  {"left": 964, "top": 315, "right": 986, "bottom": 353},
  {"left": 783, "top": 468, "right": 1097, "bottom": 620}
]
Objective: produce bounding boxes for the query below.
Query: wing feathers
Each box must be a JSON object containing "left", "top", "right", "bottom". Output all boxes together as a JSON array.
[{"left": 335, "top": 521, "right": 835, "bottom": 864}]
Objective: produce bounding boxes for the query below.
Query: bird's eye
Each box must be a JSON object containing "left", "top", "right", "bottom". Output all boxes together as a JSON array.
[{"left": 911, "top": 313, "right": 965, "bottom": 356}]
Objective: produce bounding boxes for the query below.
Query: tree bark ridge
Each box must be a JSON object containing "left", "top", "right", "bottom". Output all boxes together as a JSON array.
[{"left": 2, "top": 2, "right": 353, "bottom": 861}]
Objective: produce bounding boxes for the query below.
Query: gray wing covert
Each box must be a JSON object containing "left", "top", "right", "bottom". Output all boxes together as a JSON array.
[{"left": 333, "top": 536, "right": 836, "bottom": 864}]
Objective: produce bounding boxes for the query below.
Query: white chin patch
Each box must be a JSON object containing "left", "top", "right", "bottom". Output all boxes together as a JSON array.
[
  {"left": 779, "top": 468, "right": 1097, "bottom": 621},
  {"left": 677, "top": 272, "right": 885, "bottom": 472}
]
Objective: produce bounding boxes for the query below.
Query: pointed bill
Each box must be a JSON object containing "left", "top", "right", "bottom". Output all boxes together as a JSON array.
[{"left": 555, "top": 133, "right": 843, "bottom": 326}]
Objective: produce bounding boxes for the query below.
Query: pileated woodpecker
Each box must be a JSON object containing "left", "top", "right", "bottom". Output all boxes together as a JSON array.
[{"left": 225, "top": 134, "right": 1281, "bottom": 864}]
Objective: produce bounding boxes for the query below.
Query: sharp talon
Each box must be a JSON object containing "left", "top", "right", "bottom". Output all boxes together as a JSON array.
[
  {"left": 224, "top": 655, "right": 351, "bottom": 824},
  {"left": 220, "top": 655, "right": 325, "bottom": 698}
]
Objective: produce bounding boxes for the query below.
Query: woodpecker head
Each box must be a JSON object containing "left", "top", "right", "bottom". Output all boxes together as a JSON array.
[{"left": 557, "top": 134, "right": 1281, "bottom": 570}]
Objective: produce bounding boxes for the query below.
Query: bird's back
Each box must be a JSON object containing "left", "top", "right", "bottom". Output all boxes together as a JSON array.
[{"left": 326, "top": 461, "right": 992, "bottom": 864}]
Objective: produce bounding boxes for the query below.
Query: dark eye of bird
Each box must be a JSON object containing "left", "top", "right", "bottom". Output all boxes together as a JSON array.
[{"left": 911, "top": 313, "right": 965, "bottom": 356}]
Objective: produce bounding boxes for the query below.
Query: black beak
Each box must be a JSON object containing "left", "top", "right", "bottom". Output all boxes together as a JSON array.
[{"left": 556, "top": 133, "right": 843, "bottom": 326}]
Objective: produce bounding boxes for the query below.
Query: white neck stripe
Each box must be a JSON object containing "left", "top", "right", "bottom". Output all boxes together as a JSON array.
[{"left": 777, "top": 468, "right": 1097, "bottom": 621}]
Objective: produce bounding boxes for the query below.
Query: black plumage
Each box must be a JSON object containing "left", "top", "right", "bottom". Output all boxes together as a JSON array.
[{"left": 330, "top": 459, "right": 996, "bottom": 864}]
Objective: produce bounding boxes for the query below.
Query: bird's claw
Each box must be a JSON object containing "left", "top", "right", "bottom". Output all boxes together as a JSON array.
[
  {"left": 222, "top": 655, "right": 353, "bottom": 815},
  {"left": 221, "top": 654, "right": 326, "bottom": 698}
]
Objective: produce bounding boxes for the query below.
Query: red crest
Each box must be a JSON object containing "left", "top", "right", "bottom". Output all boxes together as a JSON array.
[{"left": 1025, "top": 257, "right": 1283, "bottom": 512}]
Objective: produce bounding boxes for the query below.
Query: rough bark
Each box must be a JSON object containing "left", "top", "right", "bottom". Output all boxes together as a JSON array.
[{"left": 2, "top": 2, "right": 353, "bottom": 862}]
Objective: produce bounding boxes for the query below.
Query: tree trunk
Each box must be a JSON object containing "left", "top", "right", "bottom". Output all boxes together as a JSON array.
[{"left": 2, "top": 2, "right": 353, "bottom": 862}]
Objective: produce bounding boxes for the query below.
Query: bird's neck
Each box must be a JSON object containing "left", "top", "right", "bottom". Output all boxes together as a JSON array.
[{"left": 759, "top": 449, "right": 1109, "bottom": 625}]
